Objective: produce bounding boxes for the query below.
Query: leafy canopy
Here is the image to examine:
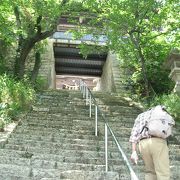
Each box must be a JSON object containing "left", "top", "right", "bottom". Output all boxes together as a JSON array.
[{"left": 79, "top": 0, "right": 179, "bottom": 97}]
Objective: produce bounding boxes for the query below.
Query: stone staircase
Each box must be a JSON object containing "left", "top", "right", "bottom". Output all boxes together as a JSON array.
[
  {"left": 93, "top": 92, "right": 180, "bottom": 180},
  {"left": 0, "top": 90, "right": 179, "bottom": 180}
]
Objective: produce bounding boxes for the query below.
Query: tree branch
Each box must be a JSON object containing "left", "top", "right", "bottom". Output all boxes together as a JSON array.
[
  {"left": 145, "top": 27, "right": 178, "bottom": 41},
  {"left": 14, "top": 6, "right": 21, "bottom": 28},
  {"left": 129, "top": 32, "right": 150, "bottom": 96},
  {"left": 36, "top": 16, "right": 42, "bottom": 34}
]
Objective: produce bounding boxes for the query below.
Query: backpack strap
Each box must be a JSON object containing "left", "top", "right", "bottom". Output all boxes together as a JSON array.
[
  {"left": 140, "top": 122, "right": 148, "bottom": 134},
  {"left": 139, "top": 109, "right": 153, "bottom": 135}
]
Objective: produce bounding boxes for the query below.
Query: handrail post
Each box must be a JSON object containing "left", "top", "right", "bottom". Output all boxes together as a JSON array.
[
  {"left": 89, "top": 95, "right": 92, "bottom": 118},
  {"left": 105, "top": 123, "right": 108, "bottom": 172},
  {"left": 86, "top": 87, "right": 88, "bottom": 105},
  {"left": 83, "top": 84, "right": 86, "bottom": 98},
  {"left": 95, "top": 105, "right": 98, "bottom": 136},
  {"left": 79, "top": 80, "right": 82, "bottom": 92},
  {"left": 80, "top": 81, "right": 83, "bottom": 93},
  {"left": 79, "top": 81, "right": 81, "bottom": 91}
]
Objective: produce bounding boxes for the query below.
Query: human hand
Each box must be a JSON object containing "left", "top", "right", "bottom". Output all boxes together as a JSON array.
[{"left": 131, "top": 151, "right": 138, "bottom": 164}]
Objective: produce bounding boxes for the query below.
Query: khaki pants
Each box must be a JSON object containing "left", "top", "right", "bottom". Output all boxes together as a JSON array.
[{"left": 139, "top": 137, "right": 170, "bottom": 180}]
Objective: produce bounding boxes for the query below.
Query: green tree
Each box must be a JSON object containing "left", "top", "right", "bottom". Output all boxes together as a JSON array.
[
  {"left": 0, "top": 0, "right": 15, "bottom": 73},
  {"left": 81, "top": 0, "right": 179, "bottom": 97},
  {"left": 0, "top": 0, "right": 71, "bottom": 80},
  {"left": 12, "top": 0, "right": 69, "bottom": 79}
]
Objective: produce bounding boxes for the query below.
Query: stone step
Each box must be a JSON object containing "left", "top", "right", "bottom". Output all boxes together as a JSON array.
[
  {"left": 30, "top": 108, "right": 138, "bottom": 118},
  {"left": 22, "top": 119, "right": 94, "bottom": 127},
  {"left": 101, "top": 105, "right": 140, "bottom": 113},
  {"left": 0, "top": 155, "right": 104, "bottom": 169},
  {"left": 6, "top": 138, "right": 133, "bottom": 154},
  {"left": 93, "top": 97, "right": 129, "bottom": 106},
  {"left": 26, "top": 113, "right": 134, "bottom": 123},
  {"left": 9, "top": 132, "right": 129, "bottom": 144},
  {"left": 0, "top": 164, "right": 30, "bottom": 177},
  {"left": 5, "top": 140, "right": 124, "bottom": 152},
  {"left": 18, "top": 123, "right": 90, "bottom": 132},
  {"left": 13, "top": 128, "right": 132, "bottom": 145},
  {"left": 34, "top": 101, "right": 88, "bottom": 107},
  {"left": 31, "top": 108, "right": 90, "bottom": 115},
  {"left": 10, "top": 129, "right": 179, "bottom": 158},
  {"left": 35, "top": 95, "right": 82, "bottom": 100},
  {"left": 27, "top": 107, "right": 138, "bottom": 120},
  {"left": 0, "top": 145, "right": 124, "bottom": 159},
  {"left": 2, "top": 145, "right": 122, "bottom": 159},
  {"left": 0, "top": 174, "right": 63, "bottom": 180},
  {"left": 25, "top": 115, "right": 136, "bottom": 126},
  {"left": 25, "top": 113, "right": 96, "bottom": 119},
  {"left": 16, "top": 121, "right": 133, "bottom": 134},
  {"left": 23, "top": 118, "right": 100, "bottom": 128},
  {"left": 0, "top": 164, "right": 59, "bottom": 179},
  {"left": 59, "top": 170, "right": 119, "bottom": 180},
  {"left": 26, "top": 113, "right": 92, "bottom": 120},
  {"left": 0, "top": 149, "right": 123, "bottom": 166},
  {"left": 37, "top": 90, "right": 82, "bottom": 96},
  {"left": 0, "top": 174, "right": 32, "bottom": 180},
  {"left": 0, "top": 154, "right": 146, "bottom": 174},
  {"left": 33, "top": 100, "right": 139, "bottom": 111},
  {"left": 35, "top": 99, "right": 84, "bottom": 106},
  {"left": 21, "top": 119, "right": 134, "bottom": 131},
  {"left": 0, "top": 163, "right": 122, "bottom": 179},
  {"left": 13, "top": 127, "right": 99, "bottom": 139},
  {"left": 94, "top": 96, "right": 140, "bottom": 108},
  {"left": 14, "top": 126, "right": 180, "bottom": 148},
  {"left": 0, "top": 161, "right": 144, "bottom": 179}
]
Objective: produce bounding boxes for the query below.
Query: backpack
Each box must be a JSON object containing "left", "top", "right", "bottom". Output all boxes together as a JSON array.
[{"left": 145, "top": 105, "right": 175, "bottom": 139}]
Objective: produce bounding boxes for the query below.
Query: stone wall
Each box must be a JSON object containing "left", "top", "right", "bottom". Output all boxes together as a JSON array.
[
  {"left": 38, "top": 39, "right": 56, "bottom": 89},
  {"left": 100, "top": 52, "right": 129, "bottom": 94},
  {"left": 165, "top": 49, "right": 180, "bottom": 95},
  {"left": 100, "top": 52, "right": 116, "bottom": 92}
]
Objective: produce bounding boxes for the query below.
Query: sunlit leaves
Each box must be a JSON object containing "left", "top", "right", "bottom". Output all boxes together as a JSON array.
[
  {"left": 0, "top": 74, "right": 35, "bottom": 124},
  {"left": 82, "top": 0, "right": 179, "bottom": 98}
]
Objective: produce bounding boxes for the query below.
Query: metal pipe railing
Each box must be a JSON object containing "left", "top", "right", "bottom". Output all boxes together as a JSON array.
[
  {"left": 95, "top": 105, "right": 98, "bottom": 136},
  {"left": 89, "top": 95, "right": 92, "bottom": 118},
  {"left": 105, "top": 123, "right": 108, "bottom": 172},
  {"left": 79, "top": 79, "right": 139, "bottom": 180}
]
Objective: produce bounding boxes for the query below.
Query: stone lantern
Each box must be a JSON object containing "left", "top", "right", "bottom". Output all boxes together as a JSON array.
[{"left": 165, "top": 49, "right": 180, "bottom": 95}]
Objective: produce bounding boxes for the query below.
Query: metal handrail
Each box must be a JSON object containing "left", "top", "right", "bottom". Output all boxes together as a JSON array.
[{"left": 79, "top": 80, "right": 139, "bottom": 180}]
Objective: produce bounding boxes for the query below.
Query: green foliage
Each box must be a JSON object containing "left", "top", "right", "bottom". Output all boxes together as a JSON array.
[
  {"left": 0, "top": 74, "right": 35, "bottom": 126},
  {"left": 82, "top": 0, "right": 179, "bottom": 98},
  {"left": 0, "top": 0, "right": 15, "bottom": 44},
  {"left": 0, "top": 0, "right": 179, "bottom": 102},
  {"left": 78, "top": 44, "right": 108, "bottom": 58},
  {"left": 0, "top": 119, "right": 5, "bottom": 131},
  {"left": 148, "top": 93, "right": 180, "bottom": 122},
  {"left": 128, "top": 37, "right": 175, "bottom": 97},
  {"left": 34, "top": 76, "right": 48, "bottom": 92},
  {"left": 0, "top": 0, "right": 72, "bottom": 79}
]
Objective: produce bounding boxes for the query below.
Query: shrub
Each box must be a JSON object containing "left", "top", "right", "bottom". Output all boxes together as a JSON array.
[
  {"left": 34, "top": 76, "right": 48, "bottom": 92},
  {"left": 0, "top": 74, "right": 35, "bottom": 126},
  {"left": 148, "top": 93, "right": 180, "bottom": 122}
]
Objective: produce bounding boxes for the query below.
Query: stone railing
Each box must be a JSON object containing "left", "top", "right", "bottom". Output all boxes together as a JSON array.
[
  {"left": 165, "top": 49, "right": 180, "bottom": 95},
  {"left": 62, "top": 83, "right": 79, "bottom": 90}
]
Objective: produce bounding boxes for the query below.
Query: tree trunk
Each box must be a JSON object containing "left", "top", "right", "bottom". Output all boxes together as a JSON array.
[
  {"left": 14, "top": 31, "right": 53, "bottom": 80},
  {"left": 30, "top": 51, "right": 41, "bottom": 83},
  {"left": 14, "top": 40, "right": 35, "bottom": 79},
  {"left": 129, "top": 33, "right": 150, "bottom": 97}
]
